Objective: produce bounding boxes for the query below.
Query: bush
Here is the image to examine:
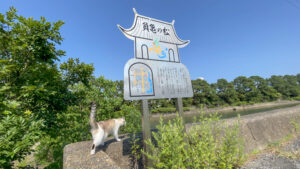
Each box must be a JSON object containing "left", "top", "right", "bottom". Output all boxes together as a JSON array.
[
  {"left": 292, "top": 96, "right": 300, "bottom": 101},
  {"left": 183, "top": 107, "right": 190, "bottom": 111},
  {"left": 121, "top": 105, "right": 142, "bottom": 133},
  {"left": 151, "top": 107, "right": 176, "bottom": 114},
  {"left": 144, "top": 113, "right": 244, "bottom": 169},
  {"left": 232, "top": 101, "right": 248, "bottom": 106},
  {"left": 151, "top": 107, "right": 190, "bottom": 114},
  {"left": 0, "top": 114, "right": 44, "bottom": 168},
  {"left": 144, "top": 116, "right": 187, "bottom": 168}
]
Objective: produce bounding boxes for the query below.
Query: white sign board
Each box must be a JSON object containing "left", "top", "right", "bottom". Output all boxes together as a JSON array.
[
  {"left": 124, "top": 58, "right": 193, "bottom": 100},
  {"left": 118, "top": 9, "right": 193, "bottom": 100}
]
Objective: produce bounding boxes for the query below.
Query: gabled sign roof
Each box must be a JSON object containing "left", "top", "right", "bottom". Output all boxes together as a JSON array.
[{"left": 117, "top": 8, "right": 190, "bottom": 48}]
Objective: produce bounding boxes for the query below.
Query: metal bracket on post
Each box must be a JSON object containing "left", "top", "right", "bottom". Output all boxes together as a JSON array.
[{"left": 141, "top": 99, "right": 152, "bottom": 167}]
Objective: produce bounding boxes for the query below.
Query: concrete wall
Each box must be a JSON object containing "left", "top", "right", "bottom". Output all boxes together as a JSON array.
[
  {"left": 230, "top": 105, "right": 300, "bottom": 153},
  {"left": 63, "top": 105, "right": 300, "bottom": 169}
]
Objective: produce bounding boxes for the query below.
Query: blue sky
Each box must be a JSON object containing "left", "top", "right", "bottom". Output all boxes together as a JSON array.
[{"left": 1, "top": 0, "right": 300, "bottom": 83}]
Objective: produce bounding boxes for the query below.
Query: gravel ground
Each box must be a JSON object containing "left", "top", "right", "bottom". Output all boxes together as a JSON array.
[
  {"left": 241, "top": 154, "right": 300, "bottom": 169},
  {"left": 242, "top": 136, "right": 300, "bottom": 169},
  {"left": 283, "top": 136, "right": 300, "bottom": 153}
]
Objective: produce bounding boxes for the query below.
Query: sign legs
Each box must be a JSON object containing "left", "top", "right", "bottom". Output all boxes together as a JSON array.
[{"left": 141, "top": 99, "right": 152, "bottom": 167}]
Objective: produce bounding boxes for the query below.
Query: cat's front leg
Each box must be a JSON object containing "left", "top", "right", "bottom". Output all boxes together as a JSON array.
[{"left": 114, "top": 128, "right": 121, "bottom": 141}]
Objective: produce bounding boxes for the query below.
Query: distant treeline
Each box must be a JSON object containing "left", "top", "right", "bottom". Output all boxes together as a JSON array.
[{"left": 190, "top": 74, "right": 300, "bottom": 108}]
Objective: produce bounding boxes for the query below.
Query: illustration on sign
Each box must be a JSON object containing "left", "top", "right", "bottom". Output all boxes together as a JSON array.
[
  {"left": 129, "top": 63, "right": 154, "bottom": 96},
  {"left": 118, "top": 8, "right": 193, "bottom": 100}
]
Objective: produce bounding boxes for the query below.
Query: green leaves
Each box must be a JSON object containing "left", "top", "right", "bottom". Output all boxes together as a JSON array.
[
  {"left": 0, "top": 114, "right": 44, "bottom": 168},
  {"left": 190, "top": 73, "right": 300, "bottom": 109},
  {"left": 144, "top": 113, "right": 244, "bottom": 169},
  {"left": 0, "top": 7, "right": 71, "bottom": 168},
  {"left": 144, "top": 115, "right": 188, "bottom": 169},
  {"left": 60, "top": 58, "right": 94, "bottom": 87}
]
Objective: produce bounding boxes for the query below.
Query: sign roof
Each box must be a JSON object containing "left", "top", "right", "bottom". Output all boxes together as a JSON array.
[{"left": 117, "top": 8, "right": 190, "bottom": 48}]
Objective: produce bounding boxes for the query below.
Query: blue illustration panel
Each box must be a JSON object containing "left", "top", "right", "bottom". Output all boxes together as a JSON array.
[{"left": 128, "top": 63, "right": 154, "bottom": 96}]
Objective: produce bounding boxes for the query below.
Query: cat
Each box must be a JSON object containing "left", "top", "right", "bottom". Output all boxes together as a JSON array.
[{"left": 89, "top": 102, "right": 126, "bottom": 155}]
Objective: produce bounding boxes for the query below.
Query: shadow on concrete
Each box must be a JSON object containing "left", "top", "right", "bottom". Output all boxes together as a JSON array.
[{"left": 94, "top": 135, "right": 126, "bottom": 154}]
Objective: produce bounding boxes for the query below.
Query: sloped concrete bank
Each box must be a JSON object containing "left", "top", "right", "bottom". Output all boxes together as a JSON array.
[
  {"left": 151, "top": 100, "right": 299, "bottom": 118},
  {"left": 224, "top": 105, "right": 300, "bottom": 153},
  {"left": 63, "top": 105, "right": 300, "bottom": 169}
]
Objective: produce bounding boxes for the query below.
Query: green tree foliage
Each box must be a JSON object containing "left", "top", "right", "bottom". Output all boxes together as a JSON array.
[
  {"left": 269, "top": 75, "right": 290, "bottom": 98},
  {"left": 190, "top": 74, "right": 298, "bottom": 108},
  {"left": 250, "top": 76, "right": 280, "bottom": 101},
  {"left": 34, "top": 76, "right": 141, "bottom": 168},
  {"left": 233, "top": 76, "right": 259, "bottom": 102},
  {"left": 268, "top": 75, "right": 300, "bottom": 99},
  {"left": 296, "top": 74, "right": 300, "bottom": 85},
  {"left": 0, "top": 112, "right": 44, "bottom": 168},
  {"left": 192, "top": 79, "right": 219, "bottom": 107},
  {"left": 0, "top": 7, "right": 66, "bottom": 168},
  {"left": 283, "top": 75, "right": 300, "bottom": 97},
  {"left": 60, "top": 58, "right": 94, "bottom": 86},
  {"left": 0, "top": 7, "right": 142, "bottom": 168},
  {"left": 216, "top": 79, "right": 238, "bottom": 105}
]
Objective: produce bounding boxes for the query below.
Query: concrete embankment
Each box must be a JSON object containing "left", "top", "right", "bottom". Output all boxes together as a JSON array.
[
  {"left": 151, "top": 100, "right": 300, "bottom": 118},
  {"left": 231, "top": 105, "right": 300, "bottom": 153},
  {"left": 64, "top": 104, "right": 300, "bottom": 169}
]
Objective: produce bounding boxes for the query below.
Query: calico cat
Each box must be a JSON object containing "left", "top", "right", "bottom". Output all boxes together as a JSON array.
[{"left": 89, "top": 102, "right": 126, "bottom": 155}]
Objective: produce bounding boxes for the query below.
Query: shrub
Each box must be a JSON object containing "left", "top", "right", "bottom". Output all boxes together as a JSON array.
[
  {"left": 292, "top": 96, "right": 300, "bottom": 101},
  {"left": 0, "top": 114, "right": 44, "bottom": 168},
  {"left": 151, "top": 107, "right": 176, "bottom": 114},
  {"left": 143, "top": 113, "right": 244, "bottom": 169},
  {"left": 151, "top": 107, "right": 190, "bottom": 114},
  {"left": 144, "top": 116, "right": 188, "bottom": 168},
  {"left": 183, "top": 107, "right": 190, "bottom": 111},
  {"left": 232, "top": 101, "right": 247, "bottom": 106}
]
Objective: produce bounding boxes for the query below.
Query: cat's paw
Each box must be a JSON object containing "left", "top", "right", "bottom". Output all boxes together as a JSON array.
[
  {"left": 116, "top": 138, "right": 121, "bottom": 142},
  {"left": 90, "top": 150, "right": 95, "bottom": 155}
]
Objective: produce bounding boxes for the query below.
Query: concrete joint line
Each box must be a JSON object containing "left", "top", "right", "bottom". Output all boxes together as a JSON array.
[{"left": 247, "top": 123, "right": 257, "bottom": 141}]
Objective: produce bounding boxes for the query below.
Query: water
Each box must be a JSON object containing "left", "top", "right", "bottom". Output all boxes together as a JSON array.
[{"left": 150, "top": 103, "right": 300, "bottom": 128}]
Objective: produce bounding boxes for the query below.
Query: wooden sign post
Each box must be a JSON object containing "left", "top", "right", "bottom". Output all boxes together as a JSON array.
[
  {"left": 176, "top": 97, "right": 186, "bottom": 125},
  {"left": 141, "top": 99, "right": 152, "bottom": 167},
  {"left": 118, "top": 8, "right": 193, "bottom": 167}
]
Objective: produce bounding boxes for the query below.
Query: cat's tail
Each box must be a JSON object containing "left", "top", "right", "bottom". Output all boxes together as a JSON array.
[{"left": 90, "top": 102, "right": 98, "bottom": 130}]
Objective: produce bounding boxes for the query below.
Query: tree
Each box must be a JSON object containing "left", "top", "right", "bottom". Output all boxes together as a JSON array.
[
  {"left": 233, "top": 76, "right": 260, "bottom": 102},
  {"left": 249, "top": 76, "right": 280, "bottom": 101},
  {"left": 0, "top": 7, "right": 66, "bottom": 167},
  {"left": 283, "top": 75, "right": 300, "bottom": 98},
  {"left": 60, "top": 58, "right": 94, "bottom": 87},
  {"left": 216, "top": 79, "right": 238, "bottom": 104},
  {"left": 296, "top": 74, "right": 300, "bottom": 85},
  {"left": 269, "top": 75, "right": 289, "bottom": 99},
  {"left": 192, "top": 79, "right": 218, "bottom": 107},
  {"left": 0, "top": 7, "right": 96, "bottom": 168}
]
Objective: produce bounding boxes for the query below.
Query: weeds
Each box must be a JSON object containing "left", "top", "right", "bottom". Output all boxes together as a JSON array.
[{"left": 141, "top": 112, "right": 244, "bottom": 169}]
